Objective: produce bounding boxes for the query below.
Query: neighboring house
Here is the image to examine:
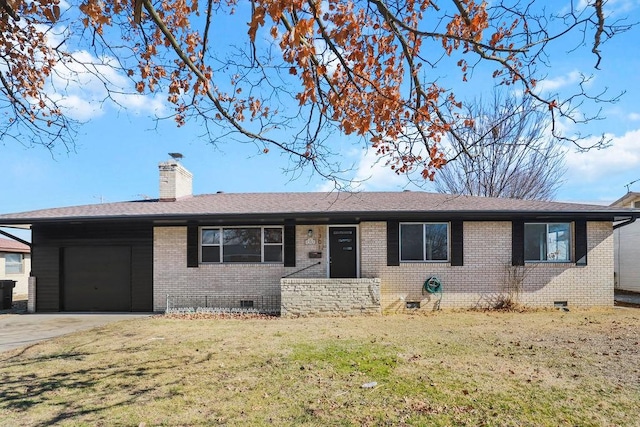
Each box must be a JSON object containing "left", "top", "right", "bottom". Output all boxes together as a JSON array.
[
  {"left": 611, "top": 192, "right": 640, "bottom": 293},
  {"left": 0, "top": 161, "right": 636, "bottom": 315},
  {"left": 0, "top": 237, "right": 31, "bottom": 296}
]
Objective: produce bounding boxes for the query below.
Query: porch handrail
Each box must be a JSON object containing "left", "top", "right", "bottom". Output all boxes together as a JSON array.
[{"left": 281, "top": 261, "right": 321, "bottom": 278}]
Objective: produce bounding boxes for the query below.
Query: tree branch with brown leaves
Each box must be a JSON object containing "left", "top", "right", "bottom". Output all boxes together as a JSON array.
[{"left": 0, "top": 0, "right": 635, "bottom": 185}]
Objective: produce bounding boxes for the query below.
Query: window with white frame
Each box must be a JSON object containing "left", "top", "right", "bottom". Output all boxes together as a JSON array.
[
  {"left": 5, "top": 253, "right": 23, "bottom": 274},
  {"left": 524, "top": 223, "right": 571, "bottom": 262},
  {"left": 400, "top": 223, "right": 449, "bottom": 261},
  {"left": 200, "top": 227, "right": 283, "bottom": 263}
]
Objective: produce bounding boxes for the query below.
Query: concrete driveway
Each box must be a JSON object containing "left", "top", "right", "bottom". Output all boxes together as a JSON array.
[{"left": 0, "top": 313, "right": 150, "bottom": 353}]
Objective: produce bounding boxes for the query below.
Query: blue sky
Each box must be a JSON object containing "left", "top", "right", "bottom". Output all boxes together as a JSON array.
[{"left": 2, "top": 0, "right": 640, "bottom": 228}]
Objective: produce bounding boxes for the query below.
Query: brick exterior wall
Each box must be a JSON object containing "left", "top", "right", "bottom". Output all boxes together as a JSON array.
[
  {"left": 519, "top": 222, "right": 613, "bottom": 307},
  {"left": 154, "top": 227, "right": 285, "bottom": 312},
  {"left": 153, "top": 221, "right": 614, "bottom": 314},
  {"left": 281, "top": 278, "right": 381, "bottom": 317},
  {"left": 158, "top": 162, "right": 192, "bottom": 201},
  {"left": 360, "top": 221, "right": 613, "bottom": 312},
  {"left": 290, "top": 225, "right": 328, "bottom": 278}
]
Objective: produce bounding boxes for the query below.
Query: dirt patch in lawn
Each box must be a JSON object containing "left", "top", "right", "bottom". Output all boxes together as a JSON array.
[{"left": 0, "top": 309, "right": 638, "bottom": 426}]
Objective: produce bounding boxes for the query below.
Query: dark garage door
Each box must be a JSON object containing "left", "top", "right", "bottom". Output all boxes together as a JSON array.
[{"left": 63, "top": 246, "right": 132, "bottom": 311}]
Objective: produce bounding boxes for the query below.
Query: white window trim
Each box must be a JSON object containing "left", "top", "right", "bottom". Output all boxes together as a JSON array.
[
  {"left": 399, "top": 222, "right": 450, "bottom": 263},
  {"left": 524, "top": 222, "right": 572, "bottom": 263},
  {"left": 200, "top": 226, "right": 284, "bottom": 264}
]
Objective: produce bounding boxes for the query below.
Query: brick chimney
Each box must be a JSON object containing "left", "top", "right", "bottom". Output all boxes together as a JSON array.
[{"left": 159, "top": 161, "right": 193, "bottom": 201}]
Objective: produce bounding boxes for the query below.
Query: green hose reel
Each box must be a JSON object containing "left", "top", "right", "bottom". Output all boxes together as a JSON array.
[
  {"left": 423, "top": 276, "right": 443, "bottom": 310},
  {"left": 423, "top": 276, "right": 442, "bottom": 294}
]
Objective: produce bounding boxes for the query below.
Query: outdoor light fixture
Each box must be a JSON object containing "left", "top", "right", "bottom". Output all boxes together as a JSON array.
[{"left": 307, "top": 229, "right": 314, "bottom": 237}]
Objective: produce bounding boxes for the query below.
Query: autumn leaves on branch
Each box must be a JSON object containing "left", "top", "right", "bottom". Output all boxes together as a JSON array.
[{"left": 0, "top": 1, "right": 631, "bottom": 182}]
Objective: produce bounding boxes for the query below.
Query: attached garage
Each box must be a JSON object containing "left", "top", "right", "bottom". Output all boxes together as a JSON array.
[
  {"left": 31, "top": 223, "right": 153, "bottom": 312},
  {"left": 63, "top": 246, "right": 132, "bottom": 311}
]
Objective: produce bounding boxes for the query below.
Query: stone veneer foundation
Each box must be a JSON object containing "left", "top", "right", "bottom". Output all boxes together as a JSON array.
[{"left": 280, "top": 278, "right": 381, "bottom": 317}]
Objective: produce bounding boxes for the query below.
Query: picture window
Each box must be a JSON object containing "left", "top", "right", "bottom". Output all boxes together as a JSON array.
[
  {"left": 200, "top": 227, "right": 283, "bottom": 263},
  {"left": 524, "top": 223, "right": 571, "bottom": 262},
  {"left": 400, "top": 223, "right": 449, "bottom": 262}
]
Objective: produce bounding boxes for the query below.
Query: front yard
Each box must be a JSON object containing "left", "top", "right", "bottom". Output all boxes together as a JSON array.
[{"left": 1, "top": 309, "right": 638, "bottom": 426}]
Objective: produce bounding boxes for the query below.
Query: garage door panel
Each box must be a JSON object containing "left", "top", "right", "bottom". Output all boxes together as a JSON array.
[{"left": 63, "top": 246, "right": 131, "bottom": 311}]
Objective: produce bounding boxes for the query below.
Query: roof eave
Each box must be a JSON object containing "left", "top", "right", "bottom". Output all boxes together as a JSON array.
[
  {"left": 1, "top": 208, "right": 635, "bottom": 226},
  {"left": 610, "top": 192, "right": 640, "bottom": 208}
]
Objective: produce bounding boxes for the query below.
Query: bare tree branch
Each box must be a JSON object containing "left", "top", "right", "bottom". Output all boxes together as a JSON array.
[
  {"left": 0, "top": 0, "right": 635, "bottom": 186},
  {"left": 435, "top": 89, "right": 566, "bottom": 200}
]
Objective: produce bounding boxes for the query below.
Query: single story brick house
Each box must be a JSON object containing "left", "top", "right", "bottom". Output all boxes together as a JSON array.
[{"left": 0, "top": 161, "right": 636, "bottom": 315}]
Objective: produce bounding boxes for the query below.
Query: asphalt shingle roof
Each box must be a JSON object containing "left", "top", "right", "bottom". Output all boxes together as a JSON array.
[
  {"left": 610, "top": 192, "right": 640, "bottom": 208},
  {"left": 0, "top": 238, "right": 30, "bottom": 253},
  {"left": 0, "top": 192, "right": 634, "bottom": 224}
]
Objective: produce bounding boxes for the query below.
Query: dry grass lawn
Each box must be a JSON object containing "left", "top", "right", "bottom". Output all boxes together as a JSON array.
[{"left": 1, "top": 309, "right": 639, "bottom": 426}]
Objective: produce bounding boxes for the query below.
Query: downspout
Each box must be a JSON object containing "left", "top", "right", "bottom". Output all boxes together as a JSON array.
[
  {"left": 613, "top": 216, "right": 636, "bottom": 230},
  {"left": 0, "top": 228, "right": 32, "bottom": 248}
]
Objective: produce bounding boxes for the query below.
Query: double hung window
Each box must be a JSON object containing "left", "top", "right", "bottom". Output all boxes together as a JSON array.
[
  {"left": 400, "top": 223, "right": 449, "bottom": 262},
  {"left": 5, "top": 253, "right": 23, "bottom": 274},
  {"left": 201, "top": 227, "right": 283, "bottom": 263}
]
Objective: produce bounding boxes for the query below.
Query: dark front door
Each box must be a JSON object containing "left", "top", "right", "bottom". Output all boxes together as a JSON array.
[
  {"left": 329, "top": 226, "right": 358, "bottom": 278},
  {"left": 63, "top": 246, "right": 132, "bottom": 311}
]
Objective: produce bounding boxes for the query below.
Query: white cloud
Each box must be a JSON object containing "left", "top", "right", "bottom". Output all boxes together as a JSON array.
[
  {"left": 314, "top": 39, "right": 341, "bottom": 77},
  {"left": 565, "top": 0, "right": 637, "bottom": 18},
  {"left": 112, "top": 92, "right": 167, "bottom": 116},
  {"left": 45, "top": 50, "right": 169, "bottom": 120},
  {"left": 564, "top": 128, "right": 640, "bottom": 182},
  {"left": 31, "top": 20, "right": 170, "bottom": 121},
  {"left": 53, "top": 94, "right": 106, "bottom": 121},
  {"left": 597, "top": 105, "right": 640, "bottom": 123},
  {"left": 58, "top": 0, "right": 71, "bottom": 11},
  {"left": 350, "top": 150, "right": 407, "bottom": 190},
  {"left": 317, "top": 147, "right": 432, "bottom": 192},
  {"left": 535, "top": 70, "right": 585, "bottom": 93},
  {"left": 602, "top": 0, "right": 638, "bottom": 16}
]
